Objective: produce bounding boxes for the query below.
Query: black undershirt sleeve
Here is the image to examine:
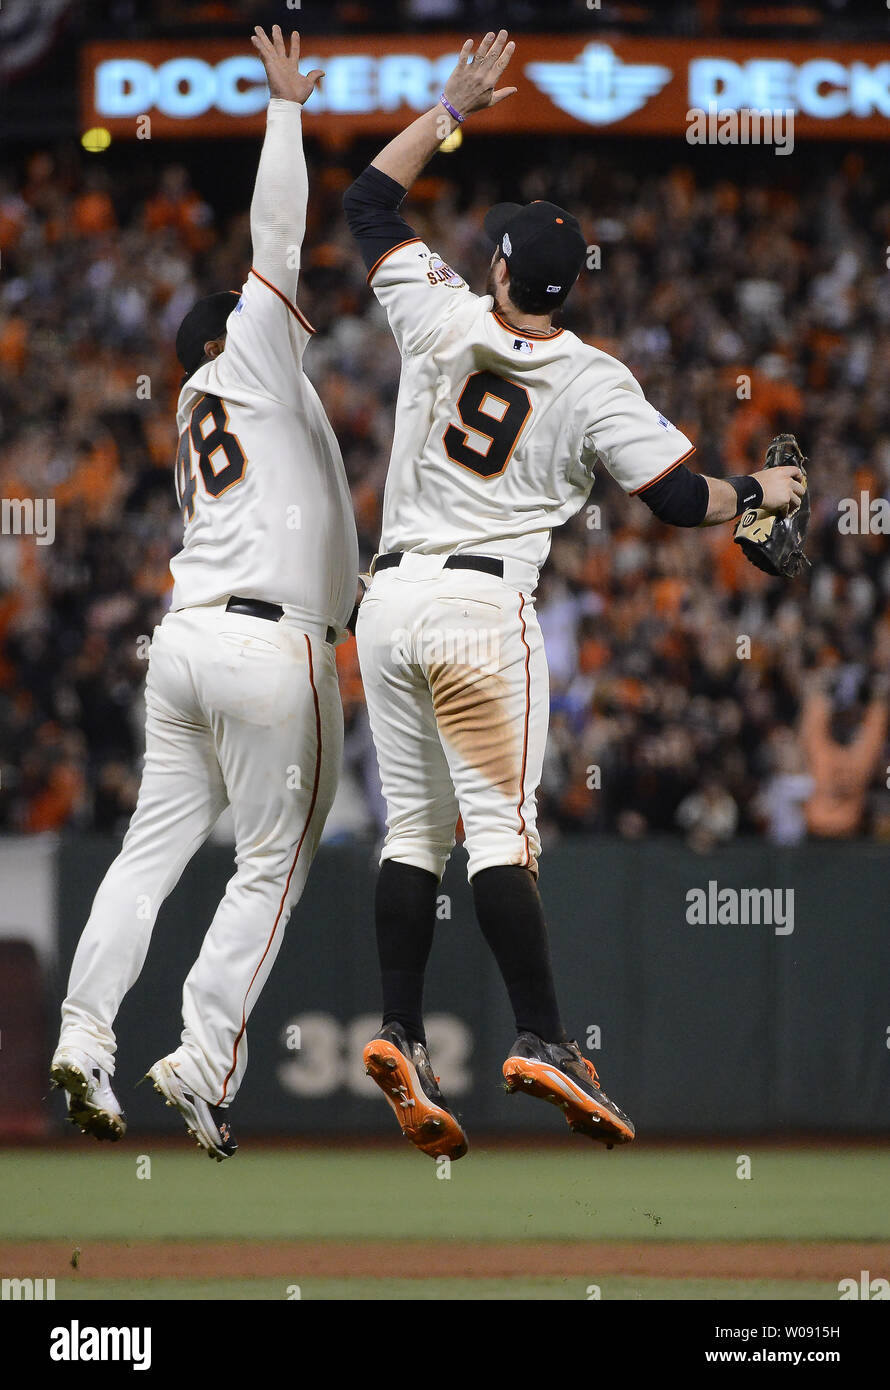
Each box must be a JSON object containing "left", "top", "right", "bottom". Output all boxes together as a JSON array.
[
  {"left": 637, "top": 462, "right": 709, "bottom": 527},
  {"left": 342, "top": 165, "right": 417, "bottom": 273}
]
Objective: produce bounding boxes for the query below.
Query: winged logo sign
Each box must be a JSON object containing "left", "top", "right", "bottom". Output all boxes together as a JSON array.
[
  {"left": 526, "top": 43, "right": 672, "bottom": 125},
  {"left": 80, "top": 36, "right": 890, "bottom": 139}
]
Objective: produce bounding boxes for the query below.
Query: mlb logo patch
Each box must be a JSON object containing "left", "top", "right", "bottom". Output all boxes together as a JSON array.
[
  {"left": 234, "top": 296, "right": 245, "bottom": 314},
  {"left": 513, "top": 338, "right": 533, "bottom": 354},
  {"left": 656, "top": 412, "right": 674, "bottom": 429}
]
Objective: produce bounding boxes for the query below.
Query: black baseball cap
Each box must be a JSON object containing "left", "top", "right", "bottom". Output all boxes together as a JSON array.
[
  {"left": 175, "top": 290, "right": 240, "bottom": 378},
  {"left": 483, "top": 200, "right": 587, "bottom": 306}
]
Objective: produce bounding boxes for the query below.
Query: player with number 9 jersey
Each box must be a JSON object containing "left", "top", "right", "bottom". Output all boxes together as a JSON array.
[
  {"left": 341, "top": 30, "right": 705, "bottom": 1160},
  {"left": 345, "top": 31, "right": 792, "bottom": 1162}
]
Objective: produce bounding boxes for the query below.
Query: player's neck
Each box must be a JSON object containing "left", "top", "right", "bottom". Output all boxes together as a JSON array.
[{"left": 496, "top": 299, "right": 557, "bottom": 337}]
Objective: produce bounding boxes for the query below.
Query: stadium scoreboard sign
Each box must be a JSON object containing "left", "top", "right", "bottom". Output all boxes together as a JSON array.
[{"left": 80, "top": 35, "right": 890, "bottom": 140}]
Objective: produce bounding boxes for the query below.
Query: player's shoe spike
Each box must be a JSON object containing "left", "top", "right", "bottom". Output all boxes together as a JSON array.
[
  {"left": 145, "top": 1057, "right": 237, "bottom": 1161},
  {"left": 49, "top": 1047, "right": 126, "bottom": 1141},
  {"left": 363, "top": 1022, "right": 468, "bottom": 1160},
  {"left": 502, "top": 1032, "right": 635, "bottom": 1146}
]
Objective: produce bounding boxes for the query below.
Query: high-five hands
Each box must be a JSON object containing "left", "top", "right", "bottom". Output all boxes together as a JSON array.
[
  {"left": 251, "top": 25, "right": 324, "bottom": 106},
  {"left": 443, "top": 30, "right": 518, "bottom": 118}
]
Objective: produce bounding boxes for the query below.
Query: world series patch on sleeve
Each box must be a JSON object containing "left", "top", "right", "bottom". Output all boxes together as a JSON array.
[{"left": 733, "top": 433, "right": 810, "bottom": 578}]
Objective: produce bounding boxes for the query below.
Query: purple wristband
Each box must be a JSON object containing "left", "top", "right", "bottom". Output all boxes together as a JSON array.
[{"left": 440, "top": 93, "right": 464, "bottom": 124}]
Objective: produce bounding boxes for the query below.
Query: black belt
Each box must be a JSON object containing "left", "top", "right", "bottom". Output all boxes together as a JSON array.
[
  {"left": 225, "top": 596, "right": 336, "bottom": 644},
  {"left": 226, "top": 596, "right": 284, "bottom": 622},
  {"left": 372, "top": 552, "right": 504, "bottom": 578}
]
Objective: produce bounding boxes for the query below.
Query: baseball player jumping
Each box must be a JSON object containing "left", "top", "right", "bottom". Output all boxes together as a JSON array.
[
  {"left": 344, "top": 30, "right": 805, "bottom": 1159},
  {"left": 50, "top": 28, "right": 358, "bottom": 1159}
]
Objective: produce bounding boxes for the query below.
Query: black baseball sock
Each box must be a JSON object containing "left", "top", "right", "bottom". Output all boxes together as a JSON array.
[
  {"left": 375, "top": 859, "right": 439, "bottom": 1047},
  {"left": 472, "top": 864, "right": 566, "bottom": 1044}
]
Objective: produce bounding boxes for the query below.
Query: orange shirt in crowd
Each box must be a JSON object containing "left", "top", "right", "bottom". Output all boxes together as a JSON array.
[
  {"left": 0, "top": 317, "right": 28, "bottom": 374},
  {"left": 23, "top": 764, "right": 84, "bottom": 832},
  {"left": 144, "top": 189, "right": 212, "bottom": 253},
  {"left": 72, "top": 190, "right": 117, "bottom": 237}
]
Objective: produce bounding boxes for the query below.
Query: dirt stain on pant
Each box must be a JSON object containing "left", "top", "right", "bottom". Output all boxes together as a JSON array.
[{"left": 428, "top": 660, "right": 522, "bottom": 807}]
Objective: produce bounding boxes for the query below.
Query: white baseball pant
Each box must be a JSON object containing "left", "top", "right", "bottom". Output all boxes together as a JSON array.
[
  {"left": 356, "top": 553, "right": 548, "bottom": 882},
  {"left": 58, "top": 602, "right": 342, "bottom": 1105}
]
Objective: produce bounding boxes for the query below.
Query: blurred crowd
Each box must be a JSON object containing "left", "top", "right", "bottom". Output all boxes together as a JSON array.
[
  {"left": 71, "top": 0, "right": 890, "bottom": 40},
  {"left": 1, "top": 135, "right": 889, "bottom": 849}
]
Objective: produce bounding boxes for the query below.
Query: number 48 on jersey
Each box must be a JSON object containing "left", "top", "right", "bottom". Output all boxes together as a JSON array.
[{"left": 175, "top": 393, "right": 247, "bottom": 523}]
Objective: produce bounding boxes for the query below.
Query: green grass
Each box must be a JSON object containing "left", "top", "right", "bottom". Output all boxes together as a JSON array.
[
  {"left": 1, "top": 1145, "right": 887, "bottom": 1243},
  {"left": 1, "top": 1145, "right": 885, "bottom": 1300},
  {"left": 44, "top": 1276, "right": 840, "bottom": 1301}
]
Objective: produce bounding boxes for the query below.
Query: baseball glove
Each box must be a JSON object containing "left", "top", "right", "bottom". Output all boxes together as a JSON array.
[{"left": 733, "top": 433, "right": 810, "bottom": 578}]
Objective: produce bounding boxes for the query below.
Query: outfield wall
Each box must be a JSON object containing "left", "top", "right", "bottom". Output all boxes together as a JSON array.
[{"left": 25, "top": 834, "right": 885, "bottom": 1138}]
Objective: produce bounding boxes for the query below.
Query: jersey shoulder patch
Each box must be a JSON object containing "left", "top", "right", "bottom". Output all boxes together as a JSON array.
[{"left": 426, "top": 254, "right": 466, "bottom": 289}]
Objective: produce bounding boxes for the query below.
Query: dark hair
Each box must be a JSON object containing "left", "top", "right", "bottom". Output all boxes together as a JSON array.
[
  {"left": 175, "top": 290, "right": 239, "bottom": 376},
  {"left": 497, "top": 249, "right": 570, "bottom": 315}
]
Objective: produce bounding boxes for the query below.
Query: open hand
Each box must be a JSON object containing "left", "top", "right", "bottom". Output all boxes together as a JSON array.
[
  {"left": 443, "top": 30, "right": 517, "bottom": 119},
  {"left": 251, "top": 25, "right": 324, "bottom": 106}
]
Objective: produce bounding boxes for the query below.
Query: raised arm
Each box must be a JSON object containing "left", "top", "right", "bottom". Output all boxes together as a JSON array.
[
  {"left": 343, "top": 30, "right": 516, "bottom": 273},
  {"left": 847, "top": 693, "right": 889, "bottom": 781},
  {"left": 371, "top": 31, "right": 516, "bottom": 189},
  {"left": 249, "top": 26, "right": 324, "bottom": 296}
]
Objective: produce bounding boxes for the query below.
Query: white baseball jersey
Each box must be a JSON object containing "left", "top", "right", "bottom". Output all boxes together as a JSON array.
[
  {"left": 170, "top": 102, "right": 358, "bottom": 637},
  {"left": 56, "top": 102, "right": 355, "bottom": 1114},
  {"left": 369, "top": 238, "right": 695, "bottom": 571}
]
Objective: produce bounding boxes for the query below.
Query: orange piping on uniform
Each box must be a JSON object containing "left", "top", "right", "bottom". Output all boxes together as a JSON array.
[
  {"left": 517, "top": 594, "right": 532, "bottom": 867},
  {"left": 629, "top": 445, "right": 697, "bottom": 496},
  {"left": 218, "top": 634, "right": 323, "bottom": 1104},
  {"left": 366, "top": 237, "right": 423, "bottom": 285},
  {"left": 249, "top": 267, "right": 315, "bottom": 334},
  {"left": 491, "top": 309, "right": 564, "bottom": 342}
]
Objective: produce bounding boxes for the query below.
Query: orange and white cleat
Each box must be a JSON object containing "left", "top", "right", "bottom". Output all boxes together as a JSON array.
[
  {"left": 363, "top": 1022, "right": 468, "bottom": 1161},
  {"left": 503, "top": 1031, "right": 635, "bottom": 1147}
]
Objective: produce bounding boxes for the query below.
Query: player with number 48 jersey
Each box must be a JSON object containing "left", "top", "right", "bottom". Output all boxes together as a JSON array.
[
  {"left": 50, "top": 27, "right": 358, "bottom": 1161},
  {"left": 344, "top": 29, "right": 805, "bottom": 1160}
]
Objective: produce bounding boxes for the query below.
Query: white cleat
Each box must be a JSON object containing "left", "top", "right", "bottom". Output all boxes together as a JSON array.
[
  {"left": 49, "top": 1047, "right": 126, "bottom": 1141},
  {"left": 145, "top": 1057, "right": 237, "bottom": 1162}
]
